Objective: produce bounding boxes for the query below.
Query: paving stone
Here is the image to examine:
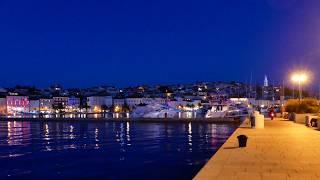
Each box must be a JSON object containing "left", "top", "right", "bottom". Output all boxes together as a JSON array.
[{"left": 194, "top": 118, "right": 320, "bottom": 180}]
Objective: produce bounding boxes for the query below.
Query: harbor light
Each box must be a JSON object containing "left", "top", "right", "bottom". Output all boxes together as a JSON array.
[
  {"left": 291, "top": 72, "right": 308, "bottom": 101},
  {"left": 291, "top": 73, "right": 307, "bottom": 83},
  {"left": 93, "top": 106, "right": 101, "bottom": 113},
  {"left": 114, "top": 105, "right": 121, "bottom": 113}
]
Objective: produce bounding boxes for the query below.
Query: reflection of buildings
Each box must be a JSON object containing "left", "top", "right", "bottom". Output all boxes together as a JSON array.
[
  {"left": 6, "top": 121, "right": 31, "bottom": 145},
  {"left": 6, "top": 96, "right": 30, "bottom": 115},
  {"left": 188, "top": 122, "right": 193, "bottom": 152}
]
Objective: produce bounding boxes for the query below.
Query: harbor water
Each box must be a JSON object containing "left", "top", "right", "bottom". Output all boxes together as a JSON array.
[{"left": 0, "top": 120, "right": 237, "bottom": 179}]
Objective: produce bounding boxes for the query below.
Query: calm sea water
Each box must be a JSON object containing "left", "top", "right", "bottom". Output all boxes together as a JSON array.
[{"left": 0, "top": 121, "right": 238, "bottom": 179}]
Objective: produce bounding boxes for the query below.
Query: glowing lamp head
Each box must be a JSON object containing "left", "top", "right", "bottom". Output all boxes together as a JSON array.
[{"left": 291, "top": 73, "right": 307, "bottom": 83}]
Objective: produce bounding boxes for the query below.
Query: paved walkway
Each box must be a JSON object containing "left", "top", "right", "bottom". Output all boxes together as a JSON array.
[{"left": 194, "top": 118, "right": 320, "bottom": 180}]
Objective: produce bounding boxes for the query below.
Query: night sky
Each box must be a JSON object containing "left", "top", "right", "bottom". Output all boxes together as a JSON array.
[{"left": 0, "top": 0, "right": 319, "bottom": 88}]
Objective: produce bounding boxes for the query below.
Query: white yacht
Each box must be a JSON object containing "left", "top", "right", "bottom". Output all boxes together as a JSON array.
[
  {"left": 143, "top": 109, "right": 179, "bottom": 118},
  {"left": 131, "top": 104, "right": 180, "bottom": 118},
  {"left": 205, "top": 104, "right": 251, "bottom": 118}
]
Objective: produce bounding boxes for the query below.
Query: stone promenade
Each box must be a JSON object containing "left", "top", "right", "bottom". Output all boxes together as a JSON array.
[{"left": 194, "top": 118, "right": 320, "bottom": 180}]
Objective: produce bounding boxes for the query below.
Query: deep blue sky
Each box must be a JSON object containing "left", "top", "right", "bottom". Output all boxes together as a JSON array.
[{"left": 0, "top": 0, "right": 319, "bottom": 88}]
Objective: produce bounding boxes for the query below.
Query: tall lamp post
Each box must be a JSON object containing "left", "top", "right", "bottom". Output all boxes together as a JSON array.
[{"left": 291, "top": 73, "right": 307, "bottom": 101}]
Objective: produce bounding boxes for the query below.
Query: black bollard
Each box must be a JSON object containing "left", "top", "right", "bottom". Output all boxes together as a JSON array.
[{"left": 237, "top": 135, "right": 248, "bottom": 148}]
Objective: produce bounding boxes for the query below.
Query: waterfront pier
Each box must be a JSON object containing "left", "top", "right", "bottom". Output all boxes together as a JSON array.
[{"left": 195, "top": 118, "right": 320, "bottom": 179}]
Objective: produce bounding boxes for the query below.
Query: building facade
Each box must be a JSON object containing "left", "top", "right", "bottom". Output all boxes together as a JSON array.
[
  {"left": 113, "top": 98, "right": 125, "bottom": 106},
  {"left": 29, "top": 100, "right": 40, "bottom": 113},
  {"left": 87, "top": 96, "right": 113, "bottom": 112},
  {"left": 53, "top": 97, "right": 68, "bottom": 108},
  {"left": 6, "top": 96, "right": 30, "bottom": 115},
  {"left": 0, "top": 98, "right": 7, "bottom": 115},
  {"left": 40, "top": 98, "right": 53, "bottom": 113},
  {"left": 125, "top": 98, "right": 143, "bottom": 107},
  {"left": 67, "top": 97, "right": 80, "bottom": 110}
]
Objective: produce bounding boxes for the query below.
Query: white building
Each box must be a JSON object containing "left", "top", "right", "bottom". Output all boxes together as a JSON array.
[
  {"left": 87, "top": 96, "right": 113, "bottom": 112},
  {"left": 87, "top": 96, "right": 105, "bottom": 109},
  {"left": 250, "top": 99, "right": 284, "bottom": 107},
  {"left": 153, "top": 98, "right": 166, "bottom": 105},
  {"left": 126, "top": 98, "right": 143, "bottom": 107},
  {"left": 167, "top": 98, "right": 201, "bottom": 108},
  {"left": 141, "top": 98, "right": 153, "bottom": 104},
  {"left": 67, "top": 97, "right": 80, "bottom": 110},
  {"left": 113, "top": 98, "right": 125, "bottom": 106},
  {"left": 125, "top": 97, "right": 167, "bottom": 107},
  {"left": 104, "top": 96, "right": 113, "bottom": 106},
  {"left": 29, "top": 100, "right": 40, "bottom": 113}
]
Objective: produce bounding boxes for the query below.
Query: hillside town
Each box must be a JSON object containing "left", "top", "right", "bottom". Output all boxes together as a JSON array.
[{"left": 0, "top": 76, "right": 291, "bottom": 118}]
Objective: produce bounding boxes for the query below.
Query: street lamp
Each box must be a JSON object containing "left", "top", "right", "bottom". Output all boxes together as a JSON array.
[{"left": 291, "top": 73, "right": 307, "bottom": 101}]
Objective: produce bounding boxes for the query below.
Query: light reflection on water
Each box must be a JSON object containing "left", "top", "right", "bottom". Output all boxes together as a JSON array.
[
  {"left": 18, "top": 111, "right": 204, "bottom": 119},
  {"left": 0, "top": 120, "right": 238, "bottom": 179}
]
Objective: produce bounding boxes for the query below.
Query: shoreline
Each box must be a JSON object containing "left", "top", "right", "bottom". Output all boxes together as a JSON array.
[
  {"left": 0, "top": 117, "right": 241, "bottom": 123},
  {"left": 194, "top": 118, "right": 250, "bottom": 179}
]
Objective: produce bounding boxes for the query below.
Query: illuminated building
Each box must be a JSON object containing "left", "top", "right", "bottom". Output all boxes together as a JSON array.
[
  {"left": 6, "top": 96, "right": 30, "bottom": 115},
  {"left": 0, "top": 98, "right": 6, "bottom": 115},
  {"left": 53, "top": 97, "right": 68, "bottom": 108},
  {"left": 67, "top": 96, "right": 80, "bottom": 110},
  {"left": 87, "top": 96, "right": 113, "bottom": 112},
  {"left": 40, "top": 98, "right": 53, "bottom": 113},
  {"left": 264, "top": 75, "right": 269, "bottom": 87},
  {"left": 113, "top": 98, "right": 125, "bottom": 107},
  {"left": 29, "top": 99, "right": 40, "bottom": 113}
]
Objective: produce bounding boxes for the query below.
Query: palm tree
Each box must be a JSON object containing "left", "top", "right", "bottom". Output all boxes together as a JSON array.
[
  {"left": 122, "top": 102, "right": 130, "bottom": 113},
  {"left": 186, "top": 104, "right": 195, "bottom": 110},
  {"left": 52, "top": 103, "right": 64, "bottom": 118},
  {"left": 109, "top": 104, "right": 115, "bottom": 113},
  {"left": 101, "top": 104, "right": 108, "bottom": 118},
  {"left": 79, "top": 98, "right": 90, "bottom": 114},
  {"left": 84, "top": 103, "right": 91, "bottom": 114}
]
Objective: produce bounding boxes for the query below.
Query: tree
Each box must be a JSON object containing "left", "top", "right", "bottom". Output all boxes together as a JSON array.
[
  {"left": 78, "top": 95, "right": 90, "bottom": 114},
  {"left": 109, "top": 104, "right": 115, "bottom": 113},
  {"left": 186, "top": 104, "right": 195, "bottom": 109},
  {"left": 122, "top": 102, "right": 130, "bottom": 113},
  {"left": 285, "top": 98, "right": 320, "bottom": 113},
  {"left": 83, "top": 103, "right": 91, "bottom": 113},
  {"left": 101, "top": 104, "right": 108, "bottom": 118},
  {"left": 284, "top": 86, "right": 310, "bottom": 99},
  {"left": 52, "top": 103, "right": 65, "bottom": 118}
]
